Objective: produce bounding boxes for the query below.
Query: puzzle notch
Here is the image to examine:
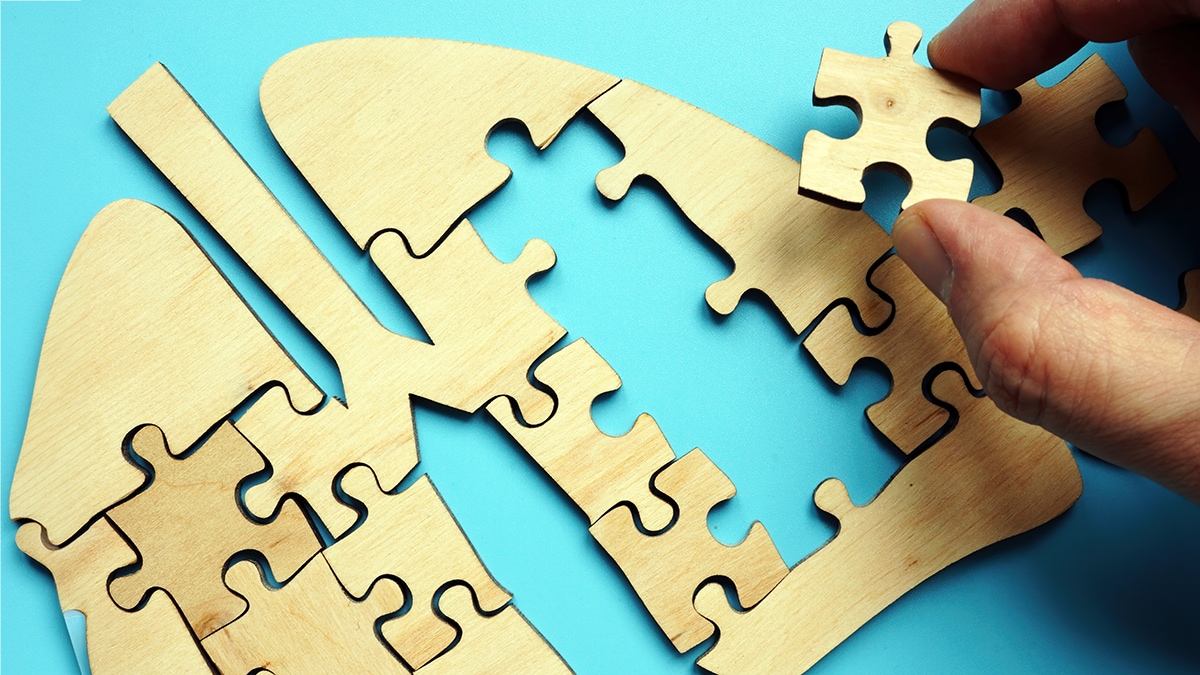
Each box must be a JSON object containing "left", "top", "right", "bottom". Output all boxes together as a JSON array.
[
  {"left": 588, "top": 79, "right": 893, "bottom": 334},
  {"left": 973, "top": 54, "right": 1176, "bottom": 255},
  {"left": 16, "top": 519, "right": 211, "bottom": 675},
  {"left": 323, "top": 465, "right": 511, "bottom": 670},
  {"left": 589, "top": 448, "right": 788, "bottom": 652},
  {"left": 804, "top": 254, "right": 980, "bottom": 453},
  {"left": 107, "top": 423, "right": 320, "bottom": 639},
  {"left": 799, "top": 21, "right": 980, "bottom": 208},
  {"left": 485, "top": 338, "right": 676, "bottom": 530}
]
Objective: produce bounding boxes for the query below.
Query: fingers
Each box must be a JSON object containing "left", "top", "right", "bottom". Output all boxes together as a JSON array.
[
  {"left": 928, "top": 0, "right": 1200, "bottom": 90},
  {"left": 1129, "top": 23, "right": 1200, "bottom": 137},
  {"left": 894, "top": 200, "right": 1200, "bottom": 503}
]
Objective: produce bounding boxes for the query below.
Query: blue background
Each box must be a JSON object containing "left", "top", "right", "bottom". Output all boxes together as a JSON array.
[{"left": 4, "top": 1, "right": 1200, "bottom": 673}]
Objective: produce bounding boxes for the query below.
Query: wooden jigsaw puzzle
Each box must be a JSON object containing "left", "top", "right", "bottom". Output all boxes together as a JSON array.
[{"left": 9, "top": 20, "right": 1179, "bottom": 675}]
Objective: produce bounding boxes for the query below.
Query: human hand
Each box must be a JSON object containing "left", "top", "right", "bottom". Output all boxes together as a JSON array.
[{"left": 891, "top": 0, "right": 1200, "bottom": 502}]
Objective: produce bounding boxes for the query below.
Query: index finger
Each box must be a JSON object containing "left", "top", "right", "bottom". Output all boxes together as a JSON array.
[{"left": 928, "top": 0, "right": 1200, "bottom": 89}]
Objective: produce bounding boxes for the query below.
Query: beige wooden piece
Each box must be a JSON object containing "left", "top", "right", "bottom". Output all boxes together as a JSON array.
[
  {"left": 1180, "top": 269, "right": 1200, "bottom": 321},
  {"left": 973, "top": 54, "right": 1175, "bottom": 255},
  {"left": 589, "top": 449, "right": 787, "bottom": 653},
  {"left": 417, "top": 585, "right": 571, "bottom": 675},
  {"left": 202, "top": 556, "right": 409, "bottom": 674},
  {"left": 370, "top": 224, "right": 562, "bottom": 424},
  {"left": 324, "top": 466, "right": 510, "bottom": 670},
  {"left": 16, "top": 519, "right": 212, "bottom": 675},
  {"left": 107, "top": 423, "right": 320, "bottom": 639},
  {"left": 805, "top": 254, "right": 980, "bottom": 453},
  {"left": 589, "top": 79, "right": 892, "bottom": 334},
  {"left": 485, "top": 339, "right": 675, "bottom": 531},
  {"left": 259, "top": 38, "right": 619, "bottom": 256},
  {"left": 9, "top": 198, "right": 321, "bottom": 546},
  {"left": 800, "top": 21, "right": 980, "bottom": 208},
  {"left": 695, "top": 370, "right": 1081, "bottom": 674}
]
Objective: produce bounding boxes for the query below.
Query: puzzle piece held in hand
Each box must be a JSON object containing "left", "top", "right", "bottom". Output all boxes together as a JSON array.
[
  {"left": 486, "top": 339, "right": 676, "bottom": 531},
  {"left": 589, "top": 448, "right": 788, "bottom": 652},
  {"left": 695, "top": 370, "right": 1081, "bottom": 674},
  {"left": 973, "top": 54, "right": 1176, "bottom": 255},
  {"left": 589, "top": 79, "right": 893, "bottom": 334},
  {"left": 17, "top": 519, "right": 210, "bottom": 675},
  {"left": 107, "top": 423, "right": 320, "bottom": 639},
  {"left": 418, "top": 585, "right": 571, "bottom": 675},
  {"left": 202, "top": 556, "right": 408, "bottom": 675},
  {"left": 324, "top": 465, "right": 511, "bottom": 670},
  {"left": 800, "top": 21, "right": 980, "bottom": 208},
  {"left": 804, "top": 254, "right": 980, "bottom": 453}
]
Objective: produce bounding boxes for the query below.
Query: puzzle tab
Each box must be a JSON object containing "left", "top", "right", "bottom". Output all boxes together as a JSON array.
[
  {"left": 1181, "top": 269, "right": 1200, "bottom": 321},
  {"left": 973, "top": 54, "right": 1176, "bottom": 255},
  {"left": 800, "top": 21, "right": 980, "bottom": 208},
  {"left": 590, "top": 449, "right": 788, "bottom": 652}
]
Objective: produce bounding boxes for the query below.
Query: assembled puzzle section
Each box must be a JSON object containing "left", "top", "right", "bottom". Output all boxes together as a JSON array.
[
  {"left": 695, "top": 370, "right": 1082, "bottom": 674},
  {"left": 799, "top": 21, "right": 980, "bottom": 209},
  {"left": 972, "top": 54, "right": 1175, "bottom": 255}
]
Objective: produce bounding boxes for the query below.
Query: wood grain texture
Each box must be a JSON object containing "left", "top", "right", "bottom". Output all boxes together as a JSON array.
[
  {"left": 1180, "top": 269, "right": 1200, "bottom": 321},
  {"left": 417, "top": 585, "right": 572, "bottom": 675},
  {"left": 9, "top": 198, "right": 320, "bottom": 546},
  {"left": 695, "top": 370, "right": 1082, "bottom": 674},
  {"left": 17, "top": 519, "right": 213, "bottom": 675},
  {"left": 485, "top": 339, "right": 676, "bottom": 531},
  {"left": 324, "top": 466, "right": 511, "bottom": 671},
  {"left": 804, "top": 254, "right": 981, "bottom": 453},
  {"left": 370, "top": 224, "right": 562, "bottom": 424},
  {"left": 589, "top": 79, "right": 893, "bottom": 335},
  {"left": 973, "top": 54, "right": 1175, "bottom": 256},
  {"left": 259, "top": 37, "right": 619, "bottom": 256},
  {"left": 201, "top": 556, "right": 409, "bottom": 675},
  {"left": 800, "top": 21, "right": 980, "bottom": 208},
  {"left": 107, "top": 423, "right": 320, "bottom": 639},
  {"left": 589, "top": 449, "right": 787, "bottom": 653}
]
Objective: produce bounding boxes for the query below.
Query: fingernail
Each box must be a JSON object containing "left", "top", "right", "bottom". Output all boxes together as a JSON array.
[{"left": 893, "top": 209, "right": 953, "bottom": 304}]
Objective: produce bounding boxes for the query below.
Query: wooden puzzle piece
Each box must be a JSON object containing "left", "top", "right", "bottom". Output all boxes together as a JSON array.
[
  {"left": 1180, "top": 269, "right": 1200, "bottom": 321},
  {"left": 369, "top": 223, "right": 562, "bottom": 424},
  {"left": 107, "top": 423, "right": 320, "bottom": 639},
  {"left": 258, "top": 38, "right": 619, "bottom": 255},
  {"left": 694, "top": 370, "right": 1081, "bottom": 674},
  {"left": 588, "top": 79, "right": 893, "bottom": 334},
  {"left": 804, "top": 254, "right": 980, "bottom": 453},
  {"left": 9, "top": 198, "right": 321, "bottom": 547},
  {"left": 973, "top": 54, "right": 1176, "bottom": 255},
  {"left": 418, "top": 584, "right": 571, "bottom": 675},
  {"left": 799, "top": 21, "right": 980, "bottom": 208},
  {"left": 589, "top": 449, "right": 788, "bottom": 652},
  {"left": 16, "top": 519, "right": 211, "bottom": 674},
  {"left": 323, "top": 466, "right": 511, "bottom": 670},
  {"left": 201, "top": 556, "right": 409, "bottom": 674},
  {"left": 485, "top": 339, "right": 676, "bottom": 531}
]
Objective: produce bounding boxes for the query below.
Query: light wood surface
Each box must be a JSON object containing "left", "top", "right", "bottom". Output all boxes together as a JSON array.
[
  {"left": 485, "top": 339, "right": 676, "bottom": 531},
  {"left": 1180, "top": 269, "right": 1200, "bottom": 321},
  {"left": 259, "top": 37, "right": 619, "bottom": 256},
  {"left": 9, "top": 198, "right": 321, "bottom": 546},
  {"left": 417, "top": 585, "right": 572, "bottom": 675},
  {"left": 324, "top": 466, "right": 511, "bottom": 670},
  {"left": 202, "top": 556, "right": 409, "bottom": 674},
  {"left": 370, "top": 224, "right": 562, "bottom": 424},
  {"left": 973, "top": 54, "right": 1175, "bottom": 255},
  {"left": 17, "top": 519, "right": 213, "bottom": 675},
  {"left": 800, "top": 21, "right": 980, "bottom": 208},
  {"left": 695, "top": 370, "right": 1082, "bottom": 674},
  {"left": 589, "top": 449, "right": 788, "bottom": 653},
  {"left": 804, "top": 254, "right": 981, "bottom": 453},
  {"left": 589, "top": 79, "right": 893, "bottom": 334},
  {"left": 107, "top": 423, "right": 320, "bottom": 639}
]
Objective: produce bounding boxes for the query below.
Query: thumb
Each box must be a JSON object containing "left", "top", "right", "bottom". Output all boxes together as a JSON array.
[{"left": 893, "top": 199, "right": 1200, "bottom": 503}]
